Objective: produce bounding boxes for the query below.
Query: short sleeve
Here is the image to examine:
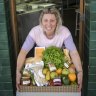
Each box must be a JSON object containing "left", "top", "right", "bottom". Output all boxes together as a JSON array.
[
  {"left": 22, "top": 35, "right": 35, "bottom": 52},
  {"left": 64, "top": 35, "right": 76, "bottom": 51}
]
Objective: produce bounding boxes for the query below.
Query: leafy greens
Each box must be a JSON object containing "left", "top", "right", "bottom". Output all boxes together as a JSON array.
[{"left": 42, "top": 46, "right": 65, "bottom": 69}]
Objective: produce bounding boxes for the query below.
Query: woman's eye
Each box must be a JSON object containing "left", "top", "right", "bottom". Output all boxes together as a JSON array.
[
  {"left": 50, "top": 20, "right": 55, "bottom": 22},
  {"left": 44, "top": 20, "right": 48, "bottom": 22},
  {"left": 43, "top": 19, "right": 56, "bottom": 23}
]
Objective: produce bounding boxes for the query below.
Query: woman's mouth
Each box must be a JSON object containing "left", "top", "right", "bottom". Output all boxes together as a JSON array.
[{"left": 46, "top": 27, "right": 52, "bottom": 31}]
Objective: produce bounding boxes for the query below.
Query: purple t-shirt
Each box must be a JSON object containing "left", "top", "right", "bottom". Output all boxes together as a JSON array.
[{"left": 22, "top": 25, "right": 76, "bottom": 52}]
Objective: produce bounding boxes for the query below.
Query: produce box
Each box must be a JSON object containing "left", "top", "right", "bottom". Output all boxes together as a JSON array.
[
  {"left": 19, "top": 85, "right": 79, "bottom": 92},
  {"left": 19, "top": 47, "right": 80, "bottom": 93}
]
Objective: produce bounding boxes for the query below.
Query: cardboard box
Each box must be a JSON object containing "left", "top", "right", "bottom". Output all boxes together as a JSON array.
[
  {"left": 19, "top": 85, "right": 79, "bottom": 92},
  {"left": 20, "top": 48, "right": 80, "bottom": 94}
]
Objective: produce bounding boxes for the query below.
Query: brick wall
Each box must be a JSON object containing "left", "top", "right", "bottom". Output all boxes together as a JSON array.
[
  {"left": 0, "top": 0, "right": 14, "bottom": 96},
  {"left": 84, "top": 0, "right": 96, "bottom": 96}
]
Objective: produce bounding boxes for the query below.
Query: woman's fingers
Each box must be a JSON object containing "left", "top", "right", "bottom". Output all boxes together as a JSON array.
[
  {"left": 16, "top": 83, "right": 20, "bottom": 91},
  {"left": 77, "top": 72, "right": 83, "bottom": 91},
  {"left": 78, "top": 82, "right": 82, "bottom": 91},
  {"left": 16, "top": 72, "right": 21, "bottom": 91},
  {"left": 16, "top": 78, "right": 20, "bottom": 91}
]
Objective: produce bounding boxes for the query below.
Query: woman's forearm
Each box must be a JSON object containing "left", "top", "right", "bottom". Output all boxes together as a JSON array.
[
  {"left": 70, "top": 50, "right": 83, "bottom": 72},
  {"left": 16, "top": 49, "right": 28, "bottom": 73}
]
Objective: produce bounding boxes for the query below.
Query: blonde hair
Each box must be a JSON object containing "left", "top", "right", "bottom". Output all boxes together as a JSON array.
[{"left": 39, "top": 7, "right": 62, "bottom": 33}]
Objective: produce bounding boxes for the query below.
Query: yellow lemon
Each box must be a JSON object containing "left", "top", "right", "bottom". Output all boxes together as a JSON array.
[{"left": 56, "top": 68, "right": 62, "bottom": 75}]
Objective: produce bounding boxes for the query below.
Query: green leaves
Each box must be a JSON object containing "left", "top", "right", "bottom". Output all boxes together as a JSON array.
[{"left": 42, "top": 46, "right": 65, "bottom": 69}]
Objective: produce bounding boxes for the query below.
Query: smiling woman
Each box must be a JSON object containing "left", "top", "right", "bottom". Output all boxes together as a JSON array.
[{"left": 16, "top": 7, "right": 83, "bottom": 93}]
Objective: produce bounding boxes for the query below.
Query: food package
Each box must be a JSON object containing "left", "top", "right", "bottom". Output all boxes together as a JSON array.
[
  {"left": 24, "top": 60, "right": 48, "bottom": 86},
  {"left": 35, "top": 47, "right": 45, "bottom": 59}
]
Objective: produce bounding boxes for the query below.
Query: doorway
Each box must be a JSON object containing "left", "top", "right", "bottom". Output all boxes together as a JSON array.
[
  {"left": 10, "top": 0, "right": 85, "bottom": 59},
  {"left": 10, "top": 0, "right": 85, "bottom": 94}
]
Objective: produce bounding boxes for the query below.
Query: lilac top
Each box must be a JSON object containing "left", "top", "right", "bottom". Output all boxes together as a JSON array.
[{"left": 22, "top": 25, "right": 76, "bottom": 52}]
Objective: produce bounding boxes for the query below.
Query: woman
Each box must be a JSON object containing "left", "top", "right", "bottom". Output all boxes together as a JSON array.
[{"left": 16, "top": 7, "right": 83, "bottom": 91}]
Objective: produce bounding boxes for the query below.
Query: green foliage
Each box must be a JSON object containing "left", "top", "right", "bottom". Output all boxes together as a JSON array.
[{"left": 42, "top": 46, "right": 65, "bottom": 69}]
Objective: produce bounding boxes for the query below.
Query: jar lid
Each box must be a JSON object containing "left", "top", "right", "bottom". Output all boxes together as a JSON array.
[{"left": 21, "top": 76, "right": 30, "bottom": 80}]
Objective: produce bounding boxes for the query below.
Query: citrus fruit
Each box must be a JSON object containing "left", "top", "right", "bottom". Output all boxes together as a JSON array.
[
  {"left": 68, "top": 73, "right": 76, "bottom": 82},
  {"left": 56, "top": 68, "right": 62, "bottom": 75}
]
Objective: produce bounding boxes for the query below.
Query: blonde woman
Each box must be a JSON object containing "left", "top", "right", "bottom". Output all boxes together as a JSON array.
[{"left": 16, "top": 7, "right": 83, "bottom": 91}]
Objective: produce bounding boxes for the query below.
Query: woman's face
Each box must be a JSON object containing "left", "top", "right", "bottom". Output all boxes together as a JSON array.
[{"left": 41, "top": 14, "right": 57, "bottom": 36}]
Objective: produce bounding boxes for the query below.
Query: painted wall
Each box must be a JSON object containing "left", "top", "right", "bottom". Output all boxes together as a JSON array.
[
  {"left": 0, "top": 0, "right": 14, "bottom": 96},
  {"left": 84, "top": 0, "right": 96, "bottom": 96}
]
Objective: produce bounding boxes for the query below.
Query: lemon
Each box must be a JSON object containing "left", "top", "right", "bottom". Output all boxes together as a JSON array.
[{"left": 56, "top": 68, "right": 62, "bottom": 75}]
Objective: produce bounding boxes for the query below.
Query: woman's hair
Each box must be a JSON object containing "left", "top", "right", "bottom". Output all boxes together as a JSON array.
[{"left": 39, "top": 7, "right": 62, "bottom": 33}]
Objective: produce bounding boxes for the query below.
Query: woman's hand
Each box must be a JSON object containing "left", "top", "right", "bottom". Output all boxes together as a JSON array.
[
  {"left": 16, "top": 71, "right": 21, "bottom": 91},
  {"left": 77, "top": 71, "right": 83, "bottom": 91},
  {"left": 70, "top": 50, "right": 83, "bottom": 91},
  {"left": 16, "top": 49, "right": 28, "bottom": 91}
]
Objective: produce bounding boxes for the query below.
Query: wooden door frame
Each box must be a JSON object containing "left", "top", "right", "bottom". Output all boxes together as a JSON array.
[
  {"left": 79, "top": 0, "right": 85, "bottom": 60},
  {"left": 10, "top": 0, "right": 19, "bottom": 58}
]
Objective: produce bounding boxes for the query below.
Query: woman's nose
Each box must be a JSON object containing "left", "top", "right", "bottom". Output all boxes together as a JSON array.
[{"left": 47, "top": 21, "right": 51, "bottom": 26}]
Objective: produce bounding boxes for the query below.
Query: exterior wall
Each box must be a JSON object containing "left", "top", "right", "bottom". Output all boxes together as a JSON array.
[
  {"left": 0, "top": 0, "right": 14, "bottom": 96},
  {"left": 84, "top": 0, "right": 96, "bottom": 96},
  {"left": 0, "top": 0, "right": 96, "bottom": 96}
]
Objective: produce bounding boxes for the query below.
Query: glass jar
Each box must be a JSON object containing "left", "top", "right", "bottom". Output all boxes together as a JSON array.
[{"left": 21, "top": 76, "right": 31, "bottom": 86}]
